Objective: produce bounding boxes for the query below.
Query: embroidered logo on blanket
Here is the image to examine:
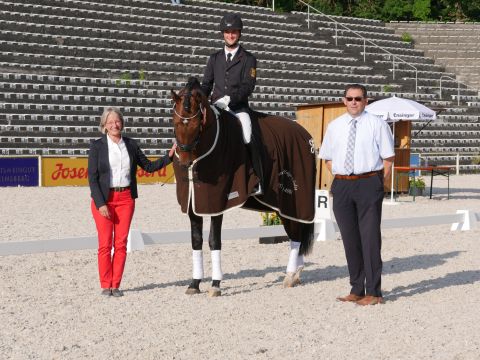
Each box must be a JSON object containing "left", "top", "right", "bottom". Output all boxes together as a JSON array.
[{"left": 278, "top": 170, "right": 298, "bottom": 195}]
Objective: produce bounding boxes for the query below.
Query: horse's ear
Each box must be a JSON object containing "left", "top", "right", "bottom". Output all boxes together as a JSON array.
[{"left": 171, "top": 89, "right": 181, "bottom": 103}]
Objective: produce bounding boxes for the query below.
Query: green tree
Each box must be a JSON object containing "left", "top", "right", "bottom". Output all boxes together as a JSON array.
[
  {"left": 354, "top": 0, "right": 383, "bottom": 19},
  {"left": 310, "top": 0, "right": 346, "bottom": 15},
  {"left": 413, "top": 0, "right": 432, "bottom": 20},
  {"left": 382, "top": 0, "right": 413, "bottom": 21}
]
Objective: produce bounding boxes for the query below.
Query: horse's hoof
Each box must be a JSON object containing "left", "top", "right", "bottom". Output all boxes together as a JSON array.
[
  {"left": 208, "top": 286, "right": 221, "bottom": 297},
  {"left": 283, "top": 270, "right": 302, "bottom": 288},
  {"left": 283, "top": 272, "right": 296, "bottom": 288},
  {"left": 185, "top": 287, "right": 201, "bottom": 295},
  {"left": 292, "top": 266, "right": 304, "bottom": 286}
]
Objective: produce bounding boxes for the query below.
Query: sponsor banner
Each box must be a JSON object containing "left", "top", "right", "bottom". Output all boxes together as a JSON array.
[
  {"left": 42, "top": 157, "right": 175, "bottom": 187},
  {"left": 0, "top": 157, "right": 39, "bottom": 187}
]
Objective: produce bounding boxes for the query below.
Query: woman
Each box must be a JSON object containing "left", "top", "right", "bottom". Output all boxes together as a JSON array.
[{"left": 88, "top": 107, "right": 176, "bottom": 297}]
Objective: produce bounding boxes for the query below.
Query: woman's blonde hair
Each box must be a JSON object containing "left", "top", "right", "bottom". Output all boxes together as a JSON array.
[{"left": 99, "top": 107, "right": 124, "bottom": 134}]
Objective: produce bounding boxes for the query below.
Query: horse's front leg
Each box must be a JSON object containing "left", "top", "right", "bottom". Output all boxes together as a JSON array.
[
  {"left": 208, "top": 214, "right": 223, "bottom": 297},
  {"left": 186, "top": 207, "right": 204, "bottom": 295}
]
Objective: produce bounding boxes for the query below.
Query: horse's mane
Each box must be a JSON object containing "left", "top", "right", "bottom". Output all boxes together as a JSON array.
[{"left": 182, "top": 77, "right": 205, "bottom": 111}]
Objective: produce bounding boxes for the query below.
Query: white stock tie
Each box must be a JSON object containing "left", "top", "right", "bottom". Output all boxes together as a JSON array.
[{"left": 344, "top": 118, "right": 357, "bottom": 174}]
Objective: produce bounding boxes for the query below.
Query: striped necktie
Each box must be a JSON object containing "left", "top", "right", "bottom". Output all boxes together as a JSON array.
[
  {"left": 344, "top": 118, "right": 357, "bottom": 175},
  {"left": 227, "top": 53, "right": 232, "bottom": 64}
]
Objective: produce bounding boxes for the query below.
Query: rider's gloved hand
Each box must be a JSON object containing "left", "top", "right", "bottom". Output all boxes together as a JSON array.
[{"left": 214, "top": 95, "right": 231, "bottom": 110}]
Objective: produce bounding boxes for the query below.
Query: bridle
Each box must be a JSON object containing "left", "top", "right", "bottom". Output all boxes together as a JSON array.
[{"left": 172, "top": 93, "right": 205, "bottom": 153}]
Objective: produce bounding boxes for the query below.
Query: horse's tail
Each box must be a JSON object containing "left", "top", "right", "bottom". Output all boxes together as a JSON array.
[{"left": 299, "top": 222, "right": 315, "bottom": 256}]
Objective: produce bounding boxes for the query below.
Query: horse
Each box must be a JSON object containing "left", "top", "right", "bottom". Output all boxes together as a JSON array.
[{"left": 171, "top": 77, "right": 316, "bottom": 297}]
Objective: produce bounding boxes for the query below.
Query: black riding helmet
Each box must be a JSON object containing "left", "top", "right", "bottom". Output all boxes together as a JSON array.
[{"left": 219, "top": 13, "right": 243, "bottom": 32}]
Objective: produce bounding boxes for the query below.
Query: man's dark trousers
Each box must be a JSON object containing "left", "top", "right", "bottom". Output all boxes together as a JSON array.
[{"left": 332, "top": 173, "right": 384, "bottom": 297}]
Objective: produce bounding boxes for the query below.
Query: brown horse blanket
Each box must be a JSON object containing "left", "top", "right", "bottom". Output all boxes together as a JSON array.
[{"left": 173, "top": 109, "right": 316, "bottom": 223}]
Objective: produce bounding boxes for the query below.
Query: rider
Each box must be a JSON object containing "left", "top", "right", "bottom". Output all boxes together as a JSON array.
[{"left": 201, "top": 13, "right": 264, "bottom": 193}]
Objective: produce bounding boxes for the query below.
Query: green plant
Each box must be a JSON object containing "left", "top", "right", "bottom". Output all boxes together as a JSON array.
[
  {"left": 261, "top": 212, "right": 282, "bottom": 226},
  {"left": 382, "top": 84, "right": 393, "bottom": 92},
  {"left": 401, "top": 32, "right": 413, "bottom": 44},
  {"left": 409, "top": 177, "right": 425, "bottom": 190},
  {"left": 115, "top": 72, "right": 132, "bottom": 87},
  {"left": 472, "top": 154, "right": 480, "bottom": 165},
  {"left": 138, "top": 68, "right": 146, "bottom": 81}
]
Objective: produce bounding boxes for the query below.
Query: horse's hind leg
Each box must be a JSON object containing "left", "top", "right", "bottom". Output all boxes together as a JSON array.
[
  {"left": 283, "top": 240, "right": 304, "bottom": 288},
  {"left": 186, "top": 208, "right": 204, "bottom": 295},
  {"left": 208, "top": 214, "right": 223, "bottom": 297},
  {"left": 282, "top": 219, "right": 307, "bottom": 288}
]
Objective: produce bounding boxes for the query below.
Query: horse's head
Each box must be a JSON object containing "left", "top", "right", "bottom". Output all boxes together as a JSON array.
[{"left": 171, "top": 77, "right": 210, "bottom": 167}]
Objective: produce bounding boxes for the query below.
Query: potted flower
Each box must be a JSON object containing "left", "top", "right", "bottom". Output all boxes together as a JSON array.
[
  {"left": 259, "top": 212, "right": 288, "bottom": 244},
  {"left": 409, "top": 177, "right": 425, "bottom": 196}
]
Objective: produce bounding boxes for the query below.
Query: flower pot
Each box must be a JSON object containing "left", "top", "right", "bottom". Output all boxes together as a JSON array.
[{"left": 409, "top": 187, "right": 424, "bottom": 196}]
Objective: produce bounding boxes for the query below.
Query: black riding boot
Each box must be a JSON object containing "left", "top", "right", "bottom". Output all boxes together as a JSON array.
[{"left": 247, "top": 140, "right": 264, "bottom": 194}]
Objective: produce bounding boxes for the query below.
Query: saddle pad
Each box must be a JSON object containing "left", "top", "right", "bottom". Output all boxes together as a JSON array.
[{"left": 173, "top": 110, "right": 316, "bottom": 222}]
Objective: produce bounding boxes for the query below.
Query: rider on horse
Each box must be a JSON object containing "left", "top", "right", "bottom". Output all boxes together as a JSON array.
[{"left": 200, "top": 13, "right": 264, "bottom": 193}]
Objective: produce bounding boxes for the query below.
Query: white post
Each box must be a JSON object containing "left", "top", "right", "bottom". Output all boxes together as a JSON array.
[
  {"left": 457, "top": 81, "right": 460, "bottom": 106},
  {"left": 335, "top": 22, "right": 338, "bottom": 46},
  {"left": 384, "top": 122, "right": 399, "bottom": 206},
  {"left": 314, "top": 190, "right": 336, "bottom": 241},
  {"left": 392, "top": 57, "right": 395, "bottom": 79},
  {"left": 415, "top": 69, "right": 418, "bottom": 94},
  {"left": 456, "top": 153, "right": 460, "bottom": 175},
  {"left": 363, "top": 39, "right": 366, "bottom": 62},
  {"left": 439, "top": 77, "right": 443, "bottom": 99},
  {"left": 390, "top": 122, "right": 395, "bottom": 202},
  {"left": 307, "top": 6, "right": 310, "bottom": 29},
  {"left": 272, "top": 0, "right": 275, "bottom": 11}
]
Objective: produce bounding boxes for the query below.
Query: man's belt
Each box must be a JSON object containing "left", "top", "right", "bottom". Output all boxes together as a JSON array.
[
  {"left": 334, "top": 170, "right": 383, "bottom": 181},
  {"left": 110, "top": 186, "right": 130, "bottom": 192}
]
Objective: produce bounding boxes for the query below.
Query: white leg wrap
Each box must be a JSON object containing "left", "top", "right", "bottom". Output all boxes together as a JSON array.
[
  {"left": 286, "top": 241, "right": 301, "bottom": 273},
  {"left": 192, "top": 250, "right": 204, "bottom": 279},
  {"left": 211, "top": 250, "right": 223, "bottom": 281},
  {"left": 235, "top": 112, "right": 252, "bottom": 144},
  {"left": 297, "top": 254, "right": 305, "bottom": 270}
]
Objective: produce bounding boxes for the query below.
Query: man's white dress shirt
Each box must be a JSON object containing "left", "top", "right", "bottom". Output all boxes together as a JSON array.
[{"left": 319, "top": 110, "right": 394, "bottom": 175}]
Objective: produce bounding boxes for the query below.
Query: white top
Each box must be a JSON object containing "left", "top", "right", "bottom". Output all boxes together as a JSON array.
[
  {"left": 224, "top": 46, "right": 239, "bottom": 61},
  {"left": 107, "top": 135, "right": 131, "bottom": 187},
  {"left": 319, "top": 110, "right": 395, "bottom": 175}
]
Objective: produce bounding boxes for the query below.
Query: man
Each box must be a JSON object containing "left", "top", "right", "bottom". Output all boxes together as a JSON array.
[
  {"left": 319, "top": 84, "right": 395, "bottom": 306},
  {"left": 200, "top": 13, "right": 263, "bottom": 192}
]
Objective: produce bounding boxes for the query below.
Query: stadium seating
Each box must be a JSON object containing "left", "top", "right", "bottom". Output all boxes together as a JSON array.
[{"left": 0, "top": 0, "right": 479, "bottom": 171}]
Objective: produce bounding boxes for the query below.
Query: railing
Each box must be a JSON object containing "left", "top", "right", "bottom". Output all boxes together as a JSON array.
[
  {"left": 417, "top": 152, "right": 480, "bottom": 175},
  {"left": 297, "top": 0, "right": 418, "bottom": 93},
  {"left": 438, "top": 75, "right": 479, "bottom": 106}
]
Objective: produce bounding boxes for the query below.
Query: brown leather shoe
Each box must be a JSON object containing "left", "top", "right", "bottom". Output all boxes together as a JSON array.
[
  {"left": 336, "top": 293, "right": 364, "bottom": 302},
  {"left": 356, "top": 295, "right": 384, "bottom": 306}
]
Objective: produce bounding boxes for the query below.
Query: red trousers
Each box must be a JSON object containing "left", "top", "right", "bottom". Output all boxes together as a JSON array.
[{"left": 91, "top": 189, "right": 135, "bottom": 289}]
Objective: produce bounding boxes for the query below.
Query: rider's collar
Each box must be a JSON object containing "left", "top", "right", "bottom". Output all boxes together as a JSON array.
[{"left": 224, "top": 45, "right": 239, "bottom": 60}]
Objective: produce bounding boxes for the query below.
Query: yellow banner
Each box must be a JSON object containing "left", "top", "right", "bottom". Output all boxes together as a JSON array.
[{"left": 42, "top": 157, "right": 175, "bottom": 187}]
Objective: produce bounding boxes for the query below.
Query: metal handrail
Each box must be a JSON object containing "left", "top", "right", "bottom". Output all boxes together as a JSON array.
[
  {"left": 297, "top": 0, "right": 418, "bottom": 93},
  {"left": 438, "top": 75, "right": 479, "bottom": 106}
]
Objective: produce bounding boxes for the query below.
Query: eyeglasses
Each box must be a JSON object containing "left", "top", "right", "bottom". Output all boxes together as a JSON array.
[{"left": 345, "top": 96, "right": 364, "bottom": 102}]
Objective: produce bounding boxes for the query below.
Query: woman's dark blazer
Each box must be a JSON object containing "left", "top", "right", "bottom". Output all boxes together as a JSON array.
[{"left": 88, "top": 135, "right": 172, "bottom": 209}]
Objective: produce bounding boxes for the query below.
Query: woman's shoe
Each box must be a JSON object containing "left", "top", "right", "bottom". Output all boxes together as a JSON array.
[
  {"left": 111, "top": 288, "right": 124, "bottom": 297},
  {"left": 100, "top": 288, "right": 112, "bottom": 296}
]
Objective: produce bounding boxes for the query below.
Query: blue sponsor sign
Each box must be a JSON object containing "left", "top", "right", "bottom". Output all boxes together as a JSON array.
[
  {"left": 410, "top": 153, "right": 420, "bottom": 177},
  {"left": 0, "top": 157, "right": 39, "bottom": 187}
]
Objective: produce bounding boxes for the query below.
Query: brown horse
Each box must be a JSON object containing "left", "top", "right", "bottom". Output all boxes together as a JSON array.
[{"left": 171, "top": 78, "right": 316, "bottom": 296}]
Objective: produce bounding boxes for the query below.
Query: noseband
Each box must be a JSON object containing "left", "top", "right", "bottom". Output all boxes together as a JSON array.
[{"left": 172, "top": 102, "right": 205, "bottom": 153}]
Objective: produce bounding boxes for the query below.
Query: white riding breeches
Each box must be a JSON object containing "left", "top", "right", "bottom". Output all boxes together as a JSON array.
[{"left": 235, "top": 111, "right": 252, "bottom": 144}]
